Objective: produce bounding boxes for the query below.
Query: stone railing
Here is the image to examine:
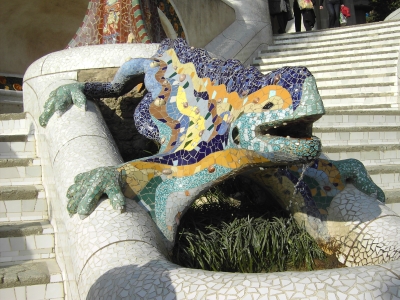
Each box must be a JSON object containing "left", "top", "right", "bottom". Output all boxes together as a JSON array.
[{"left": 205, "top": 0, "right": 274, "bottom": 65}]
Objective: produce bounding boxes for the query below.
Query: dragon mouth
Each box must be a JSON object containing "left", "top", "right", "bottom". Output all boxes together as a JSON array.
[
  {"left": 257, "top": 115, "right": 321, "bottom": 140},
  {"left": 251, "top": 115, "right": 323, "bottom": 161}
]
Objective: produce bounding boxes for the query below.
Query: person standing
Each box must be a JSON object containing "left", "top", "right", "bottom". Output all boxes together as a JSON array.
[
  {"left": 293, "top": 0, "right": 317, "bottom": 32},
  {"left": 320, "top": 0, "right": 342, "bottom": 28}
]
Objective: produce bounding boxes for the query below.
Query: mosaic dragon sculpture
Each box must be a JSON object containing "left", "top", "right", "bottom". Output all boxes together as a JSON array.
[{"left": 39, "top": 38, "right": 384, "bottom": 248}]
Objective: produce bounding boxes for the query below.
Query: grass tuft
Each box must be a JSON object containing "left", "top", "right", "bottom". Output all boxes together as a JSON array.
[{"left": 172, "top": 186, "right": 327, "bottom": 273}]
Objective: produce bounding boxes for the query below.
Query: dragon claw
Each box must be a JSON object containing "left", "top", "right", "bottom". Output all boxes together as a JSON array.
[
  {"left": 67, "top": 166, "right": 126, "bottom": 217},
  {"left": 79, "top": 214, "right": 88, "bottom": 220},
  {"left": 39, "top": 83, "right": 86, "bottom": 128}
]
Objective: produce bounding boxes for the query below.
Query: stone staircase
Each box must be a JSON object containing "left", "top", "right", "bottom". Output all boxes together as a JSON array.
[
  {"left": 0, "top": 89, "right": 23, "bottom": 115},
  {"left": 253, "top": 20, "right": 400, "bottom": 214},
  {"left": 0, "top": 113, "right": 64, "bottom": 299}
]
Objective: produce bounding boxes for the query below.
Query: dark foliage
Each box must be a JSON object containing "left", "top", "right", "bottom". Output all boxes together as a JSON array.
[
  {"left": 367, "top": 0, "right": 400, "bottom": 22},
  {"left": 172, "top": 186, "right": 327, "bottom": 273}
]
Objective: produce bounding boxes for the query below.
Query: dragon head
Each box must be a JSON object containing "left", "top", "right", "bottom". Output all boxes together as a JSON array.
[{"left": 227, "top": 72, "right": 324, "bottom": 164}]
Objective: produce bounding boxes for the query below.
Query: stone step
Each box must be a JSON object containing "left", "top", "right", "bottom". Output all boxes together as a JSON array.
[
  {"left": 256, "top": 48, "right": 398, "bottom": 64},
  {"left": 0, "top": 89, "right": 63, "bottom": 298},
  {"left": 0, "top": 185, "right": 47, "bottom": 222},
  {"left": 315, "top": 109, "right": 400, "bottom": 127},
  {"left": 309, "top": 63, "right": 397, "bottom": 75},
  {"left": 384, "top": 189, "right": 400, "bottom": 213},
  {"left": 0, "top": 220, "right": 54, "bottom": 263},
  {"left": 314, "top": 67, "right": 397, "bottom": 81},
  {"left": 0, "top": 159, "right": 42, "bottom": 186},
  {"left": 257, "top": 57, "right": 397, "bottom": 74},
  {"left": 0, "top": 259, "right": 64, "bottom": 299},
  {"left": 0, "top": 135, "right": 36, "bottom": 159},
  {"left": 0, "top": 101, "right": 23, "bottom": 115},
  {"left": 366, "top": 164, "right": 400, "bottom": 190},
  {"left": 268, "top": 31, "right": 400, "bottom": 50},
  {"left": 314, "top": 125, "right": 400, "bottom": 146},
  {"left": 0, "top": 113, "right": 32, "bottom": 136},
  {"left": 325, "top": 104, "right": 395, "bottom": 111},
  {"left": 316, "top": 76, "right": 396, "bottom": 89},
  {"left": 321, "top": 144, "right": 400, "bottom": 167},
  {"left": 0, "top": 90, "right": 23, "bottom": 115},
  {"left": 261, "top": 40, "right": 400, "bottom": 58},
  {"left": 254, "top": 45, "right": 399, "bottom": 64},
  {"left": 318, "top": 85, "right": 397, "bottom": 97},
  {"left": 321, "top": 95, "right": 399, "bottom": 109},
  {"left": 273, "top": 20, "right": 400, "bottom": 43}
]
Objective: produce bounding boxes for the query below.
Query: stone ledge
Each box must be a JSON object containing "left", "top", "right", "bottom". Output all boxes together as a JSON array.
[
  {"left": 385, "top": 189, "right": 400, "bottom": 204},
  {"left": 261, "top": 42, "right": 400, "bottom": 54},
  {"left": 366, "top": 164, "right": 400, "bottom": 175},
  {"left": 318, "top": 82, "right": 395, "bottom": 90},
  {"left": 0, "top": 135, "right": 29, "bottom": 142},
  {"left": 325, "top": 107, "right": 400, "bottom": 114},
  {"left": 0, "top": 113, "right": 26, "bottom": 121},
  {"left": 0, "top": 185, "right": 40, "bottom": 200},
  {"left": 0, "top": 90, "right": 23, "bottom": 99},
  {"left": 271, "top": 30, "right": 400, "bottom": 46},
  {"left": 316, "top": 73, "right": 396, "bottom": 81},
  {"left": 0, "top": 102, "right": 24, "bottom": 115},
  {"left": 322, "top": 92, "right": 395, "bottom": 99},
  {"left": 322, "top": 144, "right": 400, "bottom": 153},
  {"left": 314, "top": 125, "right": 400, "bottom": 132},
  {"left": 0, "top": 220, "right": 50, "bottom": 238},
  {"left": 256, "top": 49, "right": 398, "bottom": 61},
  {"left": 255, "top": 58, "right": 397, "bottom": 68},
  {"left": 0, "top": 259, "right": 61, "bottom": 289},
  {"left": 0, "top": 262, "right": 49, "bottom": 288},
  {"left": 77, "top": 67, "right": 119, "bottom": 83},
  {"left": 0, "top": 158, "right": 34, "bottom": 168},
  {"left": 311, "top": 64, "right": 397, "bottom": 73}
]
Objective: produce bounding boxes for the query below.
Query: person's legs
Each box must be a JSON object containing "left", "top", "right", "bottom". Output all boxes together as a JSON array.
[
  {"left": 333, "top": 2, "right": 340, "bottom": 27},
  {"left": 302, "top": 10, "right": 313, "bottom": 31},
  {"left": 293, "top": 1, "right": 302, "bottom": 32},
  {"left": 276, "top": 12, "right": 288, "bottom": 33},
  {"left": 326, "top": 2, "right": 336, "bottom": 28}
]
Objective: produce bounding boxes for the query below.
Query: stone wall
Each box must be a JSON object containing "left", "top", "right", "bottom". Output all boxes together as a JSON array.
[
  {"left": 171, "top": 0, "right": 235, "bottom": 48},
  {"left": 0, "top": 0, "right": 88, "bottom": 75}
]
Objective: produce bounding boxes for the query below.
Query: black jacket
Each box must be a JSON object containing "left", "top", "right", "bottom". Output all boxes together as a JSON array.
[{"left": 320, "top": 0, "right": 342, "bottom": 5}]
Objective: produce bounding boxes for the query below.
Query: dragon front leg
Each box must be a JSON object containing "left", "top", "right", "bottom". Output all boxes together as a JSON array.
[{"left": 66, "top": 166, "right": 127, "bottom": 218}]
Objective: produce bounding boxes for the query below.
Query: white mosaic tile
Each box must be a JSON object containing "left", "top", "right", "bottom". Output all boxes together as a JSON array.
[
  {"left": 27, "top": 44, "right": 160, "bottom": 78},
  {"left": 24, "top": 55, "right": 49, "bottom": 80}
]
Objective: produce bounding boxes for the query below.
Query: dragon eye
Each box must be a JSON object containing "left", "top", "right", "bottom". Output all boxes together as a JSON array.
[{"left": 263, "top": 102, "right": 274, "bottom": 110}]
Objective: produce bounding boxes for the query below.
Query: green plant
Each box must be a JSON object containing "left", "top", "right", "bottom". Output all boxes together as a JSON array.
[
  {"left": 367, "top": 0, "right": 400, "bottom": 22},
  {"left": 172, "top": 186, "right": 326, "bottom": 273}
]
